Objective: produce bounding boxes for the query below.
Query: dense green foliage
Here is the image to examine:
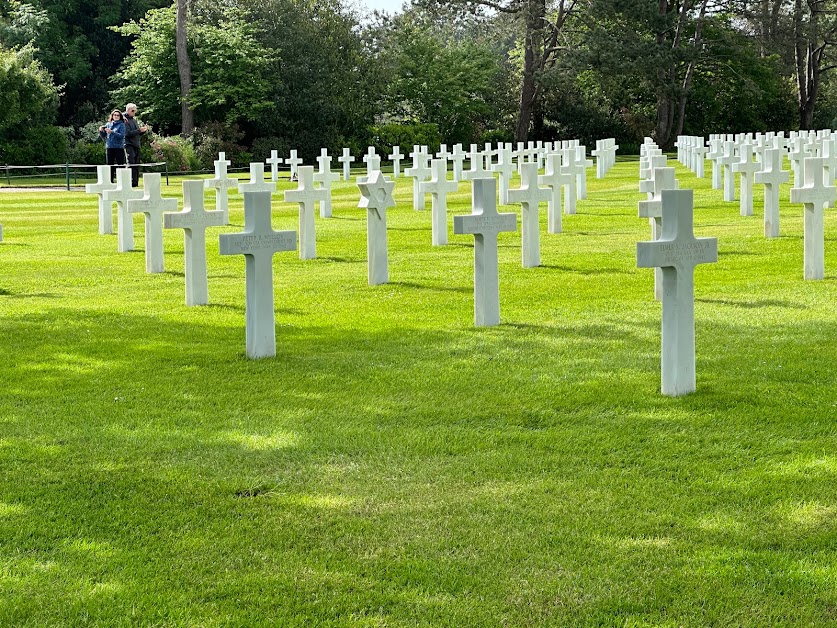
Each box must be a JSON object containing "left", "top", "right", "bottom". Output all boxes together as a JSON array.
[
  {"left": 3, "top": 162, "right": 837, "bottom": 624},
  {"left": 0, "top": 0, "right": 836, "bottom": 163}
]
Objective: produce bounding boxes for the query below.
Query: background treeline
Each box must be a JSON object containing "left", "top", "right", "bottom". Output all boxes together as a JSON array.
[{"left": 0, "top": 0, "right": 833, "bottom": 166}]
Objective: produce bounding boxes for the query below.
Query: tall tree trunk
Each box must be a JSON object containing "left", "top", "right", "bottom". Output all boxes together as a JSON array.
[
  {"left": 514, "top": 0, "right": 545, "bottom": 142},
  {"left": 176, "top": 0, "right": 194, "bottom": 137},
  {"left": 673, "top": 0, "right": 709, "bottom": 137}
]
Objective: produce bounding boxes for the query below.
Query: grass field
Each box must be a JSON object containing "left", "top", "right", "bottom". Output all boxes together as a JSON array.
[{"left": 2, "top": 159, "right": 837, "bottom": 626}]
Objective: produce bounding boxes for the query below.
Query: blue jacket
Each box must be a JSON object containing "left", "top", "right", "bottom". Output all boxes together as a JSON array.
[{"left": 99, "top": 120, "right": 125, "bottom": 149}]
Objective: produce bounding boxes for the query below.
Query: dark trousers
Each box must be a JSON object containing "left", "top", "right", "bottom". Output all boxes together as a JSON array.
[
  {"left": 106, "top": 148, "right": 126, "bottom": 183},
  {"left": 125, "top": 145, "right": 141, "bottom": 187}
]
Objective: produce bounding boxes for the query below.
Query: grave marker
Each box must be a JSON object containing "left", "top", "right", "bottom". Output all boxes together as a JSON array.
[
  {"left": 638, "top": 167, "right": 679, "bottom": 300},
  {"left": 388, "top": 146, "right": 403, "bottom": 178},
  {"left": 754, "top": 147, "right": 789, "bottom": 238},
  {"left": 103, "top": 167, "right": 143, "bottom": 253},
  {"left": 790, "top": 157, "right": 837, "bottom": 280},
  {"left": 85, "top": 165, "right": 116, "bottom": 235},
  {"left": 314, "top": 154, "right": 340, "bottom": 218},
  {"left": 219, "top": 191, "right": 297, "bottom": 359},
  {"left": 453, "top": 178, "right": 517, "bottom": 327},
  {"left": 358, "top": 170, "right": 396, "bottom": 285},
  {"left": 164, "top": 180, "right": 225, "bottom": 306},
  {"left": 127, "top": 173, "right": 178, "bottom": 273},
  {"left": 508, "top": 162, "right": 550, "bottom": 268},
  {"left": 286, "top": 150, "right": 303, "bottom": 180},
  {"left": 266, "top": 150, "right": 283, "bottom": 182},
  {"left": 238, "top": 162, "right": 276, "bottom": 195},
  {"left": 637, "top": 189, "right": 718, "bottom": 396},
  {"left": 338, "top": 148, "right": 355, "bottom": 181},
  {"left": 204, "top": 152, "right": 237, "bottom": 225},
  {"left": 285, "top": 165, "right": 328, "bottom": 260},
  {"left": 420, "top": 158, "right": 458, "bottom": 246},
  {"left": 539, "top": 153, "right": 574, "bottom": 234}
]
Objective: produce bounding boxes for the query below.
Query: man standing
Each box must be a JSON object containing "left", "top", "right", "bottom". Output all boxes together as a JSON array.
[{"left": 123, "top": 103, "right": 149, "bottom": 187}]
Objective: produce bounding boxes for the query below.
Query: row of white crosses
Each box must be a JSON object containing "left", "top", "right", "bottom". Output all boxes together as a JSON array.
[
  {"left": 677, "top": 130, "right": 837, "bottom": 279},
  {"left": 592, "top": 138, "right": 619, "bottom": 178}
]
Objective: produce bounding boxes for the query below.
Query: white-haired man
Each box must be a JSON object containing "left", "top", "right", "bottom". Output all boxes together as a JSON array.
[{"left": 123, "top": 103, "right": 150, "bottom": 187}]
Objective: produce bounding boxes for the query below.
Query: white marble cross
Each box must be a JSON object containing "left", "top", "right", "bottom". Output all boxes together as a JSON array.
[
  {"left": 539, "top": 153, "right": 574, "bottom": 234},
  {"left": 561, "top": 148, "right": 582, "bottom": 214},
  {"left": 388, "top": 145, "right": 403, "bottom": 178},
  {"left": 638, "top": 167, "right": 679, "bottom": 300},
  {"left": 437, "top": 143, "right": 450, "bottom": 161},
  {"left": 266, "top": 150, "right": 283, "bottom": 182},
  {"left": 360, "top": 154, "right": 381, "bottom": 183},
  {"left": 461, "top": 152, "right": 493, "bottom": 181},
  {"left": 717, "top": 141, "right": 738, "bottom": 202},
  {"left": 706, "top": 139, "right": 724, "bottom": 190},
  {"left": 127, "top": 173, "right": 178, "bottom": 273},
  {"left": 238, "top": 162, "right": 276, "bottom": 195},
  {"left": 732, "top": 142, "right": 760, "bottom": 216},
  {"left": 492, "top": 146, "right": 516, "bottom": 206},
  {"left": 405, "top": 150, "right": 432, "bottom": 210},
  {"left": 358, "top": 170, "right": 396, "bottom": 285},
  {"left": 285, "top": 165, "right": 328, "bottom": 260},
  {"left": 219, "top": 191, "right": 297, "bottom": 359},
  {"left": 163, "top": 179, "right": 225, "bottom": 306},
  {"left": 204, "top": 152, "right": 237, "bottom": 225},
  {"left": 420, "top": 158, "right": 458, "bottom": 246},
  {"left": 103, "top": 167, "right": 143, "bottom": 253},
  {"left": 286, "top": 150, "right": 303, "bottom": 180},
  {"left": 338, "top": 148, "right": 355, "bottom": 181},
  {"left": 314, "top": 154, "right": 340, "bottom": 218},
  {"left": 453, "top": 177, "right": 517, "bottom": 327},
  {"left": 754, "top": 147, "right": 789, "bottom": 238},
  {"left": 362, "top": 146, "right": 377, "bottom": 165},
  {"left": 85, "top": 165, "right": 117, "bottom": 235},
  {"left": 450, "top": 144, "right": 468, "bottom": 182},
  {"left": 637, "top": 188, "right": 718, "bottom": 396},
  {"left": 575, "top": 146, "right": 593, "bottom": 200},
  {"left": 508, "top": 162, "right": 550, "bottom": 268},
  {"left": 790, "top": 157, "right": 837, "bottom": 280}
]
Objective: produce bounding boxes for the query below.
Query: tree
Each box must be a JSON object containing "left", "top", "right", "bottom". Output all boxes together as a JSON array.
[
  {"left": 0, "top": 42, "right": 65, "bottom": 164},
  {"left": 112, "top": 4, "right": 276, "bottom": 134},
  {"left": 175, "top": 0, "right": 193, "bottom": 136},
  {"left": 417, "top": 0, "right": 578, "bottom": 141},
  {"left": 794, "top": 0, "right": 837, "bottom": 129}
]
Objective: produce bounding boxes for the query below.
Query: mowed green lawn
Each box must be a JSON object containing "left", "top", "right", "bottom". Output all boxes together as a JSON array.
[{"left": 2, "top": 159, "right": 837, "bottom": 627}]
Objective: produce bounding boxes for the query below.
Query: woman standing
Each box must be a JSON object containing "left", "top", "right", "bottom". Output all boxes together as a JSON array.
[{"left": 99, "top": 109, "right": 126, "bottom": 183}]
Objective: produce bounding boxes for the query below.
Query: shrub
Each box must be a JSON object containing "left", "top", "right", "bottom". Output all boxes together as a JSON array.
[
  {"left": 193, "top": 122, "right": 247, "bottom": 169},
  {"left": 369, "top": 123, "right": 441, "bottom": 157},
  {"left": 0, "top": 125, "right": 68, "bottom": 165},
  {"left": 148, "top": 133, "right": 201, "bottom": 172}
]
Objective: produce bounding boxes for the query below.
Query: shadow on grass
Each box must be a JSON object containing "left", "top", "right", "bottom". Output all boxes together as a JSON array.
[
  {"left": 2, "top": 308, "right": 837, "bottom": 624},
  {"left": 540, "top": 264, "right": 632, "bottom": 276},
  {"left": 696, "top": 298, "right": 807, "bottom": 309},
  {"left": 391, "top": 281, "right": 471, "bottom": 294}
]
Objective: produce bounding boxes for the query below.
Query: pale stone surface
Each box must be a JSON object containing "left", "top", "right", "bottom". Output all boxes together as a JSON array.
[
  {"left": 706, "top": 139, "right": 724, "bottom": 190},
  {"left": 637, "top": 188, "right": 718, "bottom": 397},
  {"left": 358, "top": 170, "right": 396, "bottom": 285},
  {"left": 790, "top": 157, "right": 837, "bottom": 280},
  {"left": 127, "top": 173, "right": 178, "bottom": 273},
  {"left": 85, "top": 165, "right": 116, "bottom": 235},
  {"left": 461, "top": 151, "right": 493, "bottom": 181},
  {"left": 492, "top": 146, "right": 515, "bottom": 205},
  {"left": 164, "top": 179, "right": 225, "bottom": 306},
  {"left": 338, "top": 148, "right": 355, "bottom": 181},
  {"left": 405, "top": 150, "right": 432, "bottom": 210},
  {"left": 363, "top": 146, "right": 377, "bottom": 165},
  {"left": 286, "top": 150, "right": 303, "bottom": 179},
  {"left": 266, "top": 150, "right": 283, "bottom": 182},
  {"left": 314, "top": 154, "right": 340, "bottom": 218},
  {"left": 508, "top": 162, "right": 550, "bottom": 268},
  {"left": 638, "top": 167, "right": 679, "bottom": 301},
  {"left": 575, "top": 146, "right": 593, "bottom": 200},
  {"left": 450, "top": 144, "right": 468, "bottom": 182},
  {"left": 420, "top": 158, "right": 458, "bottom": 246},
  {"left": 717, "top": 141, "right": 737, "bottom": 202},
  {"left": 453, "top": 177, "right": 517, "bottom": 327},
  {"left": 731, "top": 142, "right": 759, "bottom": 216},
  {"left": 539, "top": 153, "right": 573, "bottom": 234},
  {"left": 284, "top": 165, "right": 328, "bottom": 260},
  {"left": 103, "top": 167, "right": 143, "bottom": 253},
  {"left": 388, "top": 146, "right": 403, "bottom": 178},
  {"left": 437, "top": 144, "right": 450, "bottom": 161},
  {"left": 561, "top": 148, "right": 582, "bottom": 214},
  {"left": 204, "top": 152, "right": 237, "bottom": 225},
  {"left": 219, "top": 191, "right": 297, "bottom": 359},
  {"left": 754, "top": 147, "right": 789, "bottom": 238},
  {"left": 238, "top": 162, "right": 276, "bottom": 195}
]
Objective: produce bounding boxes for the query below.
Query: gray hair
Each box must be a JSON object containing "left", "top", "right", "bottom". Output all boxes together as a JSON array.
[{"left": 126, "top": 103, "right": 137, "bottom": 111}]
